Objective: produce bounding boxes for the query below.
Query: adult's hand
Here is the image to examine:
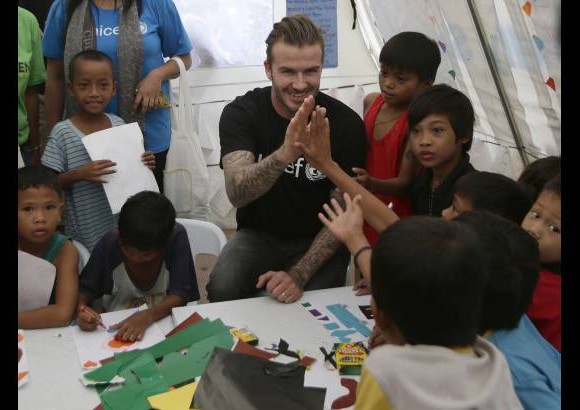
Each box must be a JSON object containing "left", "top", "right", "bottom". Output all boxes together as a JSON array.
[{"left": 256, "top": 271, "right": 303, "bottom": 303}]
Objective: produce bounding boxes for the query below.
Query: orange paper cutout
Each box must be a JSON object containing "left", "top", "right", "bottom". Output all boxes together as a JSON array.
[
  {"left": 18, "top": 333, "right": 24, "bottom": 343},
  {"left": 18, "top": 371, "right": 29, "bottom": 381},
  {"left": 522, "top": 2, "right": 531, "bottom": 16},
  {"left": 84, "top": 360, "right": 99, "bottom": 368},
  {"left": 108, "top": 339, "right": 135, "bottom": 349}
]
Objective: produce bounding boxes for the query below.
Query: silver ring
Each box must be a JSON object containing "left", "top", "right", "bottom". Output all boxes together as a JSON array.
[{"left": 281, "top": 292, "right": 286, "bottom": 298}]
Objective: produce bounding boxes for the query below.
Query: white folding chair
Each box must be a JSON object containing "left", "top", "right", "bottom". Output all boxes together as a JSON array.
[{"left": 175, "top": 218, "right": 228, "bottom": 304}]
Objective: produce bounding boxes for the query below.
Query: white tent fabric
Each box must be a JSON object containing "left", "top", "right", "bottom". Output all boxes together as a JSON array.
[{"left": 171, "top": 0, "right": 560, "bottom": 229}]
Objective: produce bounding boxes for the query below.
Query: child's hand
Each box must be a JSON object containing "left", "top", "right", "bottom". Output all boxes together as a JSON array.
[
  {"left": 319, "top": 192, "right": 364, "bottom": 245},
  {"left": 353, "top": 277, "right": 371, "bottom": 296},
  {"left": 368, "top": 324, "right": 387, "bottom": 350},
  {"left": 352, "top": 167, "right": 370, "bottom": 188},
  {"left": 80, "top": 160, "right": 116, "bottom": 183},
  {"left": 141, "top": 151, "right": 156, "bottom": 170},
  {"left": 76, "top": 304, "right": 105, "bottom": 332},
  {"left": 109, "top": 310, "right": 152, "bottom": 342},
  {"left": 294, "top": 104, "right": 332, "bottom": 170}
]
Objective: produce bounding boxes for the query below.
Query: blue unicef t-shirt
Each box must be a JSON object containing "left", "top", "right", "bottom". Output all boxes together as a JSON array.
[{"left": 43, "top": 0, "right": 192, "bottom": 153}]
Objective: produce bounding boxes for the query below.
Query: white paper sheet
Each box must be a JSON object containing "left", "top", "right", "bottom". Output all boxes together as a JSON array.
[
  {"left": 18, "top": 250, "right": 56, "bottom": 312},
  {"left": 70, "top": 304, "right": 165, "bottom": 369},
  {"left": 18, "top": 329, "right": 29, "bottom": 388},
  {"left": 82, "top": 122, "right": 159, "bottom": 213}
]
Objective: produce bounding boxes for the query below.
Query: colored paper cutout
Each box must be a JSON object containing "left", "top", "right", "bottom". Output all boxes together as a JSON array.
[
  {"left": 546, "top": 77, "right": 556, "bottom": 91},
  {"left": 532, "top": 34, "right": 544, "bottom": 51},
  {"left": 324, "top": 322, "right": 340, "bottom": 330},
  {"left": 331, "top": 378, "right": 358, "bottom": 409},
  {"left": 301, "top": 302, "right": 312, "bottom": 307},
  {"left": 438, "top": 40, "right": 446, "bottom": 53},
  {"left": 448, "top": 69, "right": 456, "bottom": 79},
  {"left": 309, "top": 308, "right": 322, "bottom": 317},
  {"left": 233, "top": 340, "right": 277, "bottom": 360},
  {"left": 165, "top": 312, "right": 203, "bottom": 337},
  {"left": 18, "top": 329, "right": 29, "bottom": 388},
  {"left": 327, "top": 304, "right": 372, "bottom": 337},
  {"left": 108, "top": 339, "right": 136, "bottom": 349},
  {"left": 318, "top": 316, "right": 330, "bottom": 321},
  {"left": 147, "top": 381, "right": 199, "bottom": 410},
  {"left": 358, "top": 305, "right": 374, "bottom": 319},
  {"left": 522, "top": 1, "right": 531, "bottom": 16}
]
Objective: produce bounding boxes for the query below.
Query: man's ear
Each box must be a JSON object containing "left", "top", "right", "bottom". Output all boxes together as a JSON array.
[{"left": 264, "top": 59, "right": 273, "bottom": 81}]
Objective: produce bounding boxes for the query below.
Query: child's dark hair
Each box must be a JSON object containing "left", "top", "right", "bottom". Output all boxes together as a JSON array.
[
  {"left": 265, "top": 14, "right": 325, "bottom": 65},
  {"left": 408, "top": 84, "right": 475, "bottom": 153},
  {"left": 541, "top": 171, "right": 560, "bottom": 198},
  {"left": 371, "top": 216, "right": 487, "bottom": 346},
  {"left": 68, "top": 49, "right": 115, "bottom": 82},
  {"left": 18, "top": 165, "right": 62, "bottom": 198},
  {"left": 379, "top": 32, "right": 441, "bottom": 83},
  {"left": 517, "top": 156, "right": 560, "bottom": 201},
  {"left": 118, "top": 191, "right": 176, "bottom": 251},
  {"left": 454, "top": 211, "right": 540, "bottom": 333},
  {"left": 453, "top": 171, "right": 532, "bottom": 224}
]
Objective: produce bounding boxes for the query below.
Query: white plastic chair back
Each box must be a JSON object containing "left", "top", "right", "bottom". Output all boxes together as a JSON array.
[
  {"left": 175, "top": 218, "right": 227, "bottom": 260},
  {"left": 72, "top": 240, "right": 91, "bottom": 274}
]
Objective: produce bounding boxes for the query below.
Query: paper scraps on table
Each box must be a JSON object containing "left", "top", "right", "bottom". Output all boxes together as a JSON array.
[
  {"left": 358, "top": 305, "right": 374, "bottom": 319},
  {"left": 147, "top": 380, "right": 199, "bottom": 410},
  {"left": 331, "top": 378, "right": 358, "bottom": 409},
  {"left": 327, "top": 304, "right": 372, "bottom": 337},
  {"left": 18, "top": 329, "right": 29, "bottom": 388}
]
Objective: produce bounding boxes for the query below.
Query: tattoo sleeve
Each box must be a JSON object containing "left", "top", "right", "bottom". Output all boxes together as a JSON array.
[
  {"left": 222, "top": 149, "right": 289, "bottom": 208},
  {"left": 288, "top": 189, "right": 345, "bottom": 288}
]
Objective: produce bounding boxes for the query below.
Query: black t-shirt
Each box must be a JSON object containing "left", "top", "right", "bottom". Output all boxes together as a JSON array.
[
  {"left": 219, "top": 87, "right": 366, "bottom": 238},
  {"left": 410, "top": 154, "right": 477, "bottom": 216}
]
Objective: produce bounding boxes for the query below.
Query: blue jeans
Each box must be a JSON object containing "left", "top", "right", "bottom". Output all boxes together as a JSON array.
[{"left": 206, "top": 228, "right": 350, "bottom": 302}]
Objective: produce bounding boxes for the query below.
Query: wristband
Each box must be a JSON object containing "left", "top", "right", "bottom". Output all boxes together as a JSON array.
[{"left": 353, "top": 245, "right": 372, "bottom": 272}]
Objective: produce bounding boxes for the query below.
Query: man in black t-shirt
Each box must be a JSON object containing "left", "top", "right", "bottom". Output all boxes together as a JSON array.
[{"left": 207, "top": 14, "right": 366, "bottom": 303}]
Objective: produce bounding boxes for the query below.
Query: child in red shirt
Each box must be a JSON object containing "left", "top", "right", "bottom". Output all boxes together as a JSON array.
[{"left": 355, "top": 32, "right": 441, "bottom": 246}]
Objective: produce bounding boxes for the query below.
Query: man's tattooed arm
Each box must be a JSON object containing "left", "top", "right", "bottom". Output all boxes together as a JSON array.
[
  {"left": 287, "top": 189, "right": 346, "bottom": 288},
  {"left": 222, "top": 149, "right": 289, "bottom": 208}
]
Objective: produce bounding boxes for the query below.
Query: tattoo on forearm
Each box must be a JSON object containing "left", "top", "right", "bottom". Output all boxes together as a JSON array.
[
  {"left": 223, "top": 150, "right": 288, "bottom": 208},
  {"left": 289, "top": 227, "right": 343, "bottom": 288}
]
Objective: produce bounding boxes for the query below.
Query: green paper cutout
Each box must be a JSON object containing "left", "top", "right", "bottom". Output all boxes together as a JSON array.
[
  {"left": 84, "top": 360, "right": 124, "bottom": 382},
  {"left": 159, "top": 330, "right": 234, "bottom": 386},
  {"left": 101, "top": 383, "right": 150, "bottom": 410}
]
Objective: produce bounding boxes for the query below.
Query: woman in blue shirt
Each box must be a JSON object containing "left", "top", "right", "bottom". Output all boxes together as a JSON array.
[{"left": 43, "top": 0, "right": 193, "bottom": 192}]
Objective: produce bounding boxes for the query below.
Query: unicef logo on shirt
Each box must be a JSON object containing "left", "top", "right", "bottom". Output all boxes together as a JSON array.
[
  {"left": 140, "top": 21, "right": 147, "bottom": 34},
  {"left": 305, "top": 164, "right": 326, "bottom": 181}
]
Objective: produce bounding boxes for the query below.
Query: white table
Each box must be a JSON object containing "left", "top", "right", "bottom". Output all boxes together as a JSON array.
[{"left": 18, "top": 286, "right": 372, "bottom": 410}]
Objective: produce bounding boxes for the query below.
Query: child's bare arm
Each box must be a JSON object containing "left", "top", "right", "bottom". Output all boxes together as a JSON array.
[
  {"left": 109, "top": 294, "right": 185, "bottom": 342},
  {"left": 364, "top": 139, "right": 418, "bottom": 196},
  {"left": 18, "top": 242, "right": 79, "bottom": 329},
  {"left": 57, "top": 160, "right": 117, "bottom": 189},
  {"left": 141, "top": 151, "right": 156, "bottom": 170}
]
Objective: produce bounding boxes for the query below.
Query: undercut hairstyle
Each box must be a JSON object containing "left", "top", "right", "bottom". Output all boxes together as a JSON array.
[
  {"left": 18, "top": 165, "right": 62, "bottom": 198},
  {"left": 408, "top": 84, "right": 475, "bottom": 153},
  {"left": 371, "top": 216, "right": 487, "bottom": 346},
  {"left": 68, "top": 49, "right": 115, "bottom": 82},
  {"left": 517, "top": 156, "right": 560, "bottom": 201},
  {"left": 454, "top": 211, "right": 540, "bottom": 333},
  {"left": 454, "top": 171, "right": 532, "bottom": 224},
  {"left": 379, "top": 31, "right": 441, "bottom": 82},
  {"left": 265, "top": 14, "right": 325, "bottom": 65},
  {"left": 541, "top": 171, "right": 561, "bottom": 198},
  {"left": 118, "top": 191, "right": 176, "bottom": 251}
]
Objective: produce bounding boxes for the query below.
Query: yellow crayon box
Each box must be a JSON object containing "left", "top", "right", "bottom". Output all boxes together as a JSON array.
[
  {"left": 334, "top": 341, "right": 368, "bottom": 375},
  {"left": 230, "top": 327, "right": 259, "bottom": 345}
]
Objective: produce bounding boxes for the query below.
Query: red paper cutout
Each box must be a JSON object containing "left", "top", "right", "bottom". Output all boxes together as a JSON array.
[
  {"left": 83, "top": 360, "right": 99, "bottom": 368},
  {"left": 522, "top": 1, "right": 532, "bottom": 16},
  {"left": 107, "top": 338, "right": 135, "bottom": 348},
  {"left": 546, "top": 77, "right": 556, "bottom": 91},
  {"left": 166, "top": 312, "right": 203, "bottom": 337},
  {"left": 331, "top": 378, "right": 358, "bottom": 409},
  {"left": 233, "top": 340, "right": 277, "bottom": 360}
]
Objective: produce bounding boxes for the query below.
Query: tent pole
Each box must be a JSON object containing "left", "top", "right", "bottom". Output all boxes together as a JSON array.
[{"left": 465, "top": 0, "right": 529, "bottom": 167}]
